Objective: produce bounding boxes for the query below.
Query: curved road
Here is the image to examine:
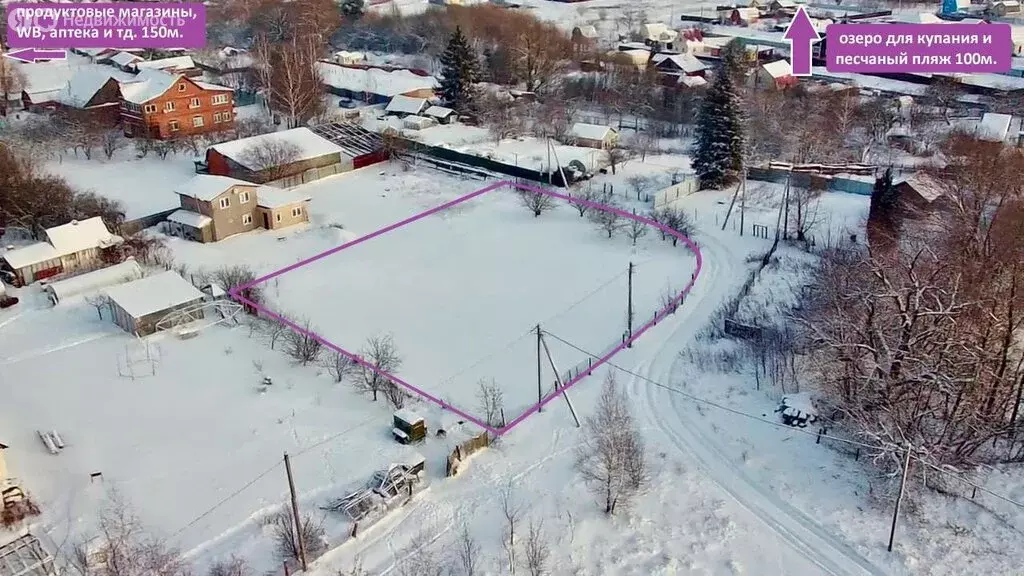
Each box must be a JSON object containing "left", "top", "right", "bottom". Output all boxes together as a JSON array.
[{"left": 627, "top": 230, "right": 886, "bottom": 576}]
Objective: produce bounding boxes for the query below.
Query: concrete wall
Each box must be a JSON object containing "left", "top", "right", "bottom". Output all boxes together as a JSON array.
[{"left": 258, "top": 202, "right": 309, "bottom": 230}]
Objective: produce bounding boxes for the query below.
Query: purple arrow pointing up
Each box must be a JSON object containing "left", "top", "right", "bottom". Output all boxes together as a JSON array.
[
  {"left": 783, "top": 6, "right": 820, "bottom": 77},
  {"left": 3, "top": 48, "right": 67, "bottom": 64}
]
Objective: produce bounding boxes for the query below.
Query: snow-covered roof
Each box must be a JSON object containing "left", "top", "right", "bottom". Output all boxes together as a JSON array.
[
  {"left": 679, "top": 75, "right": 708, "bottom": 87},
  {"left": 394, "top": 408, "right": 424, "bottom": 425},
  {"left": 773, "top": 0, "right": 796, "bottom": 7},
  {"left": 46, "top": 217, "right": 122, "bottom": 255},
  {"left": 110, "top": 51, "right": 143, "bottom": 66},
  {"left": 210, "top": 128, "right": 348, "bottom": 171},
  {"left": 652, "top": 53, "right": 707, "bottom": 73},
  {"left": 898, "top": 172, "right": 946, "bottom": 202},
  {"left": 733, "top": 7, "right": 760, "bottom": 18},
  {"left": 105, "top": 270, "right": 204, "bottom": 319},
  {"left": 166, "top": 209, "right": 213, "bottom": 228},
  {"left": 53, "top": 69, "right": 115, "bottom": 107},
  {"left": 894, "top": 12, "right": 942, "bottom": 23},
  {"left": 256, "top": 186, "right": 311, "bottom": 209},
  {"left": 762, "top": 59, "right": 792, "bottom": 78},
  {"left": 120, "top": 69, "right": 182, "bottom": 104},
  {"left": 134, "top": 55, "right": 195, "bottom": 72},
  {"left": 570, "top": 122, "right": 616, "bottom": 141},
  {"left": 45, "top": 259, "right": 143, "bottom": 302},
  {"left": 977, "top": 112, "right": 1012, "bottom": 141},
  {"left": 993, "top": 0, "right": 1021, "bottom": 7},
  {"left": 2, "top": 217, "right": 121, "bottom": 269},
  {"left": 424, "top": 105, "right": 455, "bottom": 118},
  {"left": 173, "top": 175, "right": 254, "bottom": 202},
  {"left": 17, "top": 55, "right": 134, "bottom": 97},
  {"left": 317, "top": 62, "right": 438, "bottom": 98},
  {"left": 333, "top": 50, "right": 365, "bottom": 61},
  {"left": 1, "top": 242, "right": 60, "bottom": 270},
  {"left": 385, "top": 95, "right": 428, "bottom": 114}
]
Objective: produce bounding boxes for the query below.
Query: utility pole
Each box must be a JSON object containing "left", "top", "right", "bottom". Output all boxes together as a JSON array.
[
  {"left": 536, "top": 324, "right": 543, "bottom": 412},
  {"left": 783, "top": 172, "right": 791, "bottom": 240},
  {"left": 538, "top": 333, "right": 581, "bottom": 427},
  {"left": 739, "top": 168, "right": 747, "bottom": 236},
  {"left": 626, "top": 262, "right": 635, "bottom": 347},
  {"left": 283, "top": 453, "right": 308, "bottom": 571},
  {"left": 887, "top": 445, "right": 913, "bottom": 553}
]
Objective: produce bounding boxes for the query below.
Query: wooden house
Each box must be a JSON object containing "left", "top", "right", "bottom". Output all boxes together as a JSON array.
[
  {"left": 569, "top": 122, "right": 619, "bottom": 149},
  {"left": 52, "top": 70, "right": 124, "bottom": 127},
  {"left": 750, "top": 59, "right": 798, "bottom": 90},
  {"left": 0, "top": 217, "right": 123, "bottom": 286},
  {"left": 205, "top": 128, "right": 351, "bottom": 188},
  {"left": 168, "top": 175, "right": 311, "bottom": 242}
]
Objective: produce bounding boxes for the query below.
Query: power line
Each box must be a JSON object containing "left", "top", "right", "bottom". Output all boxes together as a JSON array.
[
  {"left": 540, "top": 330, "right": 880, "bottom": 451},
  {"left": 169, "top": 416, "right": 379, "bottom": 541},
  {"left": 542, "top": 330, "right": 1024, "bottom": 512}
]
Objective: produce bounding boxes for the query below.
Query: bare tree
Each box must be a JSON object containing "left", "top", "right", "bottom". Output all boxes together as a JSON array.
[
  {"left": 500, "top": 479, "right": 523, "bottom": 572},
  {"left": 569, "top": 186, "right": 599, "bottom": 218},
  {"left": 212, "top": 264, "right": 261, "bottom": 302},
  {"left": 267, "top": 319, "right": 290, "bottom": 350},
  {"left": 521, "top": 518, "right": 550, "bottom": 576},
  {"left": 625, "top": 210, "right": 648, "bottom": 245},
  {"left": 924, "top": 76, "right": 963, "bottom": 125},
  {"left": 453, "top": 525, "right": 480, "bottom": 576},
  {"left": 208, "top": 556, "right": 249, "bottom": 576},
  {"left": 517, "top": 188, "right": 557, "bottom": 217},
  {"left": 575, "top": 372, "right": 647, "bottom": 514},
  {"left": 286, "top": 318, "right": 323, "bottom": 365},
  {"left": 476, "top": 378, "right": 505, "bottom": 428},
  {"left": 238, "top": 137, "right": 302, "bottom": 183},
  {"left": 252, "top": 32, "right": 326, "bottom": 129},
  {"left": 76, "top": 491, "right": 191, "bottom": 576},
  {"left": 393, "top": 531, "right": 446, "bottom": 576},
  {"left": 604, "top": 144, "right": 628, "bottom": 175},
  {"left": 626, "top": 175, "right": 651, "bottom": 201},
  {"left": 383, "top": 380, "right": 410, "bottom": 409},
  {"left": 270, "top": 509, "right": 326, "bottom": 562},
  {"left": 153, "top": 139, "right": 180, "bottom": 160},
  {"left": 590, "top": 197, "right": 623, "bottom": 238},
  {"left": 356, "top": 334, "right": 403, "bottom": 401},
  {"left": 323, "top": 350, "right": 356, "bottom": 383},
  {"left": 101, "top": 130, "right": 126, "bottom": 160},
  {"left": 481, "top": 96, "right": 520, "bottom": 143},
  {"left": 787, "top": 184, "right": 823, "bottom": 243},
  {"left": 628, "top": 130, "right": 658, "bottom": 162},
  {"left": 85, "top": 294, "right": 110, "bottom": 320}
]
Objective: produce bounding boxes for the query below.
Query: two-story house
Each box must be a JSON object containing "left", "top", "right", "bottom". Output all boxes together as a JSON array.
[
  {"left": 166, "top": 175, "right": 311, "bottom": 242},
  {"left": 119, "top": 69, "right": 235, "bottom": 139}
]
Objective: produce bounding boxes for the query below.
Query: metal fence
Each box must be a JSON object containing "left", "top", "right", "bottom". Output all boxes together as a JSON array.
[{"left": 117, "top": 208, "right": 178, "bottom": 236}]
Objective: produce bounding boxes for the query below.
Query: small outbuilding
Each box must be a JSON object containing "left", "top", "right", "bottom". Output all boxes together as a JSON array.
[
  {"left": 402, "top": 115, "right": 436, "bottom": 130},
  {"left": 569, "top": 122, "right": 619, "bottom": 149},
  {"left": 44, "top": 259, "right": 143, "bottom": 304},
  {"left": 385, "top": 95, "right": 429, "bottom": 117},
  {"left": 424, "top": 105, "right": 455, "bottom": 124},
  {"left": 393, "top": 409, "right": 426, "bottom": 444},
  {"left": 104, "top": 271, "right": 205, "bottom": 336}
]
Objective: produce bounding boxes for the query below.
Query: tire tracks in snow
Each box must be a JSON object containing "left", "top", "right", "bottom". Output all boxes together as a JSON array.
[{"left": 626, "top": 230, "right": 885, "bottom": 576}]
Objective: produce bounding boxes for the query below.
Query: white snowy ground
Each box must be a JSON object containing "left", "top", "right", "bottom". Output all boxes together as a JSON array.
[{"left": 4, "top": 160, "right": 1024, "bottom": 576}]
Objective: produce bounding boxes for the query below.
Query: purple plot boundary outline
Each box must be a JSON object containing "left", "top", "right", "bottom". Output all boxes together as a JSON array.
[{"left": 228, "top": 180, "right": 704, "bottom": 436}]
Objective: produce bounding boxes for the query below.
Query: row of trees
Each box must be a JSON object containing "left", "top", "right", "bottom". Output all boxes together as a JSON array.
[
  {"left": 0, "top": 142, "right": 124, "bottom": 238},
  {"left": 800, "top": 133, "right": 1024, "bottom": 476}
]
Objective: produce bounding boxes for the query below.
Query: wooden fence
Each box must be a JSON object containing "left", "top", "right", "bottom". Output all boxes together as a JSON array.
[
  {"left": 654, "top": 177, "right": 700, "bottom": 209},
  {"left": 116, "top": 208, "right": 178, "bottom": 236},
  {"left": 445, "top": 431, "right": 490, "bottom": 477}
]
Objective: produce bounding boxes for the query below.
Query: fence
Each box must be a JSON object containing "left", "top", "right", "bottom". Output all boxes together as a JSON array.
[
  {"left": 746, "top": 167, "right": 875, "bottom": 196},
  {"left": 445, "top": 431, "right": 491, "bottom": 477},
  {"left": 398, "top": 137, "right": 573, "bottom": 187},
  {"left": 117, "top": 208, "right": 178, "bottom": 236},
  {"left": 654, "top": 178, "right": 701, "bottom": 209}
]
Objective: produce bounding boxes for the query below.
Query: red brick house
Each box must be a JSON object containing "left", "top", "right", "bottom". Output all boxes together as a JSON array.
[{"left": 119, "top": 69, "right": 235, "bottom": 139}]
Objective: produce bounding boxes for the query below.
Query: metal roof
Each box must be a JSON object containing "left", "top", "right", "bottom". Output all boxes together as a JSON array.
[{"left": 309, "top": 122, "right": 384, "bottom": 158}]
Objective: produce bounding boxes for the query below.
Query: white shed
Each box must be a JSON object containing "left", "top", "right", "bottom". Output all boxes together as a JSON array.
[
  {"left": 45, "top": 259, "right": 143, "bottom": 304},
  {"left": 104, "top": 271, "right": 205, "bottom": 336},
  {"left": 569, "top": 123, "right": 619, "bottom": 149}
]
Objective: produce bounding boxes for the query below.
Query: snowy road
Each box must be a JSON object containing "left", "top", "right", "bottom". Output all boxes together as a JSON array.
[{"left": 627, "top": 230, "right": 886, "bottom": 576}]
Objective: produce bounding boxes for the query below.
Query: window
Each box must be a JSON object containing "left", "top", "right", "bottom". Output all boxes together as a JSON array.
[
  {"left": 212, "top": 94, "right": 229, "bottom": 105},
  {"left": 291, "top": 207, "right": 302, "bottom": 217},
  {"left": 241, "top": 213, "right": 252, "bottom": 225},
  {"left": 164, "top": 101, "right": 175, "bottom": 112},
  {"left": 219, "top": 197, "right": 230, "bottom": 209},
  {"left": 192, "top": 115, "right": 204, "bottom": 127},
  {"left": 168, "top": 119, "right": 179, "bottom": 131},
  {"left": 275, "top": 213, "right": 282, "bottom": 223},
  {"left": 189, "top": 97, "right": 200, "bottom": 108},
  {"left": 238, "top": 191, "right": 250, "bottom": 203},
  {"left": 143, "top": 104, "right": 156, "bottom": 113},
  {"left": 213, "top": 112, "right": 221, "bottom": 123},
  {"left": 178, "top": 83, "right": 187, "bottom": 92}
]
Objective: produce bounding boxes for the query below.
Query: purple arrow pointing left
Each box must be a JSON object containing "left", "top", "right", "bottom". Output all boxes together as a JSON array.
[
  {"left": 783, "top": 6, "right": 821, "bottom": 77},
  {"left": 3, "top": 48, "right": 67, "bottom": 63}
]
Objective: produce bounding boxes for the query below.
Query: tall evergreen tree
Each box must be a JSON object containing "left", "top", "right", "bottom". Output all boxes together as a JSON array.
[
  {"left": 869, "top": 168, "right": 899, "bottom": 220},
  {"left": 439, "top": 27, "right": 480, "bottom": 112},
  {"left": 720, "top": 39, "right": 749, "bottom": 83},
  {"left": 692, "top": 60, "right": 746, "bottom": 189}
]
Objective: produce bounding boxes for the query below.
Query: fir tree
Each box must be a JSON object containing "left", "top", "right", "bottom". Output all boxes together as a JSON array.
[
  {"left": 869, "top": 168, "right": 899, "bottom": 221},
  {"left": 692, "top": 60, "right": 746, "bottom": 189},
  {"left": 720, "top": 39, "right": 749, "bottom": 83},
  {"left": 439, "top": 27, "right": 480, "bottom": 112}
]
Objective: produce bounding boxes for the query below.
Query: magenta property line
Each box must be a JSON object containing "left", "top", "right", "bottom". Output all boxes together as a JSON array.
[{"left": 229, "top": 179, "right": 704, "bottom": 436}]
